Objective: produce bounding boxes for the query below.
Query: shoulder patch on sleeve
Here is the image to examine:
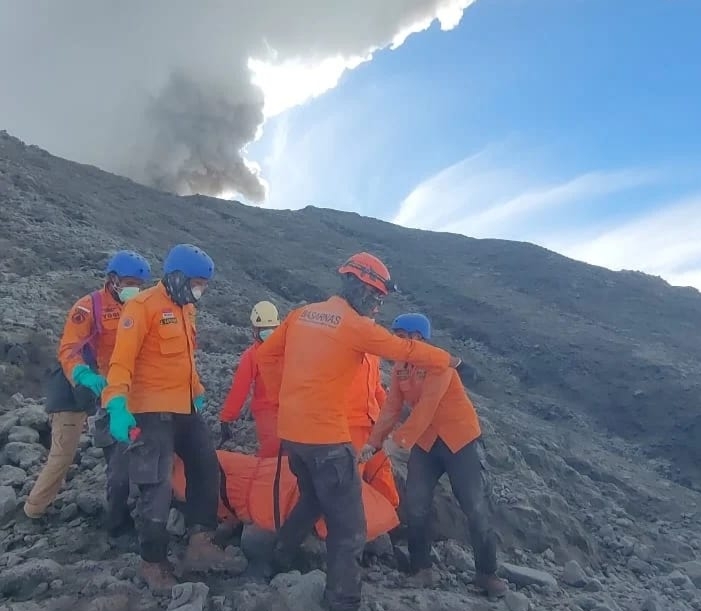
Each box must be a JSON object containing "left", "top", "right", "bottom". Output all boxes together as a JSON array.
[{"left": 121, "top": 317, "right": 135, "bottom": 329}]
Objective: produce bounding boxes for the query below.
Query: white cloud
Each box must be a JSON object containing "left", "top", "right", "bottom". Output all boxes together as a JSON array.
[
  {"left": 394, "top": 146, "right": 701, "bottom": 289},
  {"left": 558, "top": 193, "right": 701, "bottom": 288}
]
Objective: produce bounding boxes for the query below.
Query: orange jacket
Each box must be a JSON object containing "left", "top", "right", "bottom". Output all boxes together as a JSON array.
[
  {"left": 58, "top": 288, "right": 122, "bottom": 379},
  {"left": 368, "top": 361, "right": 481, "bottom": 453},
  {"left": 347, "top": 354, "right": 386, "bottom": 428},
  {"left": 102, "top": 282, "right": 204, "bottom": 414},
  {"left": 256, "top": 295, "right": 452, "bottom": 445},
  {"left": 220, "top": 342, "right": 276, "bottom": 422}
]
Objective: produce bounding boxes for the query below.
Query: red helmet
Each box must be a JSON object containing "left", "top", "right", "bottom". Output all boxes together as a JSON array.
[{"left": 338, "top": 252, "right": 397, "bottom": 296}]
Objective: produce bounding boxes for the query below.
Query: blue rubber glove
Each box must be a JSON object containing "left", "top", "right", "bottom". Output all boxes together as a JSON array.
[
  {"left": 105, "top": 396, "right": 136, "bottom": 443},
  {"left": 193, "top": 394, "right": 206, "bottom": 412},
  {"left": 72, "top": 364, "right": 107, "bottom": 396}
]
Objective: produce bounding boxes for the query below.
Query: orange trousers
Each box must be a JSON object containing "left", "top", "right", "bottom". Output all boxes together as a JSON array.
[
  {"left": 254, "top": 409, "right": 281, "bottom": 458},
  {"left": 349, "top": 425, "right": 400, "bottom": 509}
]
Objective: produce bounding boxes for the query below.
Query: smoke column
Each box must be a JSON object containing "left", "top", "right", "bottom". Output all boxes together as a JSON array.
[{"left": 0, "top": 1, "right": 476, "bottom": 202}]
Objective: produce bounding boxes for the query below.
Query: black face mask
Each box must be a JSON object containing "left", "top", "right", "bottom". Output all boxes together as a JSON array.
[
  {"left": 163, "top": 271, "right": 197, "bottom": 306},
  {"left": 339, "top": 275, "right": 383, "bottom": 317}
]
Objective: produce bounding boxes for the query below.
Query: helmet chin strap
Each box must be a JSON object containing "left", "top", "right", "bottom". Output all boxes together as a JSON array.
[
  {"left": 163, "top": 271, "right": 196, "bottom": 306},
  {"left": 340, "top": 275, "right": 380, "bottom": 317}
]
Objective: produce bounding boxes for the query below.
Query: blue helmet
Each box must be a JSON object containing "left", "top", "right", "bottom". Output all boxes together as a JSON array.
[
  {"left": 163, "top": 244, "right": 214, "bottom": 280},
  {"left": 105, "top": 250, "right": 151, "bottom": 281},
  {"left": 391, "top": 313, "right": 431, "bottom": 339}
]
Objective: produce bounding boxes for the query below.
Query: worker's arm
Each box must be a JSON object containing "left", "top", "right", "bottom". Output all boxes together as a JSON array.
[
  {"left": 102, "top": 301, "right": 149, "bottom": 405},
  {"left": 57, "top": 295, "right": 94, "bottom": 381},
  {"left": 367, "top": 371, "right": 403, "bottom": 448},
  {"left": 256, "top": 310, "right": 298, "bottom": 402},
  {"left": 220, "top": 346, "right": 255, "bottom": 422},
  {"left": 347, "top": 316, "right": 452, "bottom": 370},
  {"left": 391, "top": 368, "right": 453, "bottom": 450},
  {"left": 189, "top": 308, "right": 206, "bottom": 397}
]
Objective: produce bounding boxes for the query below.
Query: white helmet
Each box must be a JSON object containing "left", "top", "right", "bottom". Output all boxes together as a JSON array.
[{"left": 250, "top": 300, "right": 280, "bottom": 327}]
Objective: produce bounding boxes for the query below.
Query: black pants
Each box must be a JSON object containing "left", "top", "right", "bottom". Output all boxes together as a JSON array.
[
  {"left": 405, "top": 437, "right": 497, "bottom": 575},
  {"left": 278, "top": 440, "right": 367, "bottom": 611},
  {"left": 128, "top": 411, "right": 219, "bottom": 563},
  {"left": 92, "top": 409, "right": 131, "bottom": 532},
  {"left": 103, "top": 442, "right": 131, "bottom": 530}
]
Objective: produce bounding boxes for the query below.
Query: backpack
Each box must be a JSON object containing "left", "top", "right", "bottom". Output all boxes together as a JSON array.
[{"left": 45, "top": 290, "right": 104, "bottom": 416}]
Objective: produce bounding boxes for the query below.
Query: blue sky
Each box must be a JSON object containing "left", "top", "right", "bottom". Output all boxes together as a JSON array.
[{"left": 249, "top": 0, "right": 701, "bottom": 288}]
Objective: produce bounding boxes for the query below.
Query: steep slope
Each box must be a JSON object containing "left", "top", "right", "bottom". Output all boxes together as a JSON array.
[
  {"left": 1, "top": 129, "right": 700, "bottom": 489},
  {"left": 1, "top": 130, "right": 701, "bottom": 611}
]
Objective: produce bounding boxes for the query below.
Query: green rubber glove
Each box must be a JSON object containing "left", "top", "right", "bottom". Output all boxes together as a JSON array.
[
  {"left": 105, "top": 396, "right": 136, "bottom": 443},
  {"left": 193, "top": 394, "right": 206, "bottom": 412},
  {"left": 72, "top": 364, "right": 107, "bottom": 396}
]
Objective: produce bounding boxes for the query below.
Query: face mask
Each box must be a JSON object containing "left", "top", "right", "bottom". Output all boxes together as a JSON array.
[
  {"left": 259, "top": 329, "right": 274, "bottom": 341},
  {"left": 190, "top": 286, "right": 204, "bottom": 301},
  {"left": 118, "top": 286, "right": 140, "bottom": 302}
]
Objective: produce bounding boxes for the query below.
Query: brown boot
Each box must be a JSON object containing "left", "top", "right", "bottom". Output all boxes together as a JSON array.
[
  {"left": 183, "top": 531, "right": 239, "bottom": 573},
  {"left": 473, "top": 572, "right": 508, "bottom": 598},
  {"left": 406, "top": 568, "right": 436, "bottom": 588},
  {"left": 139, "top": 560, "right": 177, "bottom": 594}
]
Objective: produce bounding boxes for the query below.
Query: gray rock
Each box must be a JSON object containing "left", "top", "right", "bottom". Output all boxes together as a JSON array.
[
  {"left": 440, "top": 539, "right": 475, "bottom": 573},
  {"left": 76, "top": 491, "right": 103, "bottom": 515},
  {"left": 17, "top": 406, "right": 49, "bottom": 431},
  {"left": 0, "top": 485, "right": 17, "bottom": 523},
  {"left": 668, "top": 569, "right": 693, "bottom": 587},
  {"left": 583, "top": 578, "right": 603, "bottom": 592},
  {"left": 3, "top": 442, "right": 45, "bottom": 469},
  {"left": 167, "top": 507, "right": 186, "bottom": 536},
  {"left": 271, "top": 569, "right": 326, "bottom": 611},
  {"left": 0, "top": 464, "right": 27, "bottom": 487},
  {"left": 627, "top": 556, "right": 654, "bottom": 575},
  {"left": 7, "top": 426, "right": 39, "bottom": 444},
  {"left": 0, "top": 558, "right": 62, "bottom": 597},
  {"left": 59, "top": 502, "right": 79, "bottom": 522},
  {"left": 499, "top": 562, "right": 558, "bottom": 588},
  {"left": 562, "top": 559, "right": 588, "bottom": 587},
  {"left": 641, "top": 595, "right": 661, "bottom": 611},
  {"left": 680, "top": 560, "right": 701, "bottom": 588},
  {"left": 505, "top": 590, "right": 530, "bottom": 611},
  {"left": 0, "top": 413, "right": 19, "bottom": 438},
  {"left": 168, "top": 582, "right": 210, "bottom": 611}
]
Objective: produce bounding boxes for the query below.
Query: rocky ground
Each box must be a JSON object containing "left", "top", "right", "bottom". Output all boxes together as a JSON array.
[{"left": 1, "top": 130, "right": 701, "bottom": 610}]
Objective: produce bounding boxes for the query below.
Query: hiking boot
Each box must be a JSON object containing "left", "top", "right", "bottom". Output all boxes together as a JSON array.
[
  {"left": 139, "top": 560, "right": 177, "bottom": 594},
  {"left": 473, "top": 572, "right": 508, "bottom": 598},
  {"left": 406, "top": 568, "right": 436, "bottom": 588},
  {"left": 182, "top": 531, "right": 234, "bottom": 573}
]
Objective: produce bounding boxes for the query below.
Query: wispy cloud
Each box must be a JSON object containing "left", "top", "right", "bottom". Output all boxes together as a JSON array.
[{"left": 393, "top": 144, "right": 701, "bottom": 288}]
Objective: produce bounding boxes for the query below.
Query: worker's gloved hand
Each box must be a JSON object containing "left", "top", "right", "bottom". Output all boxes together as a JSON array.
[
  {"left": 382, "top": 437, "right": 401, "bottom": 456},
  {"left": 105, "top": 396, "right": 136, "bottom": 443},
  {"left": 219, "top": 421, "right": 234, "bottom": 446},
  {"left": 358, "top": 444, "right": 377, "bottom": 463},
  {"left": 193, "top": 394, "right": 206, "bottom": 413},
  {"left": 72, "top": 364, "right": 107, "bottom": 396}
]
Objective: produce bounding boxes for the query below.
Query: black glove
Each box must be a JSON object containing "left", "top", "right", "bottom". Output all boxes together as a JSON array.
[{"left": 219, "top": 422, "right": 234, "bottom": 447}]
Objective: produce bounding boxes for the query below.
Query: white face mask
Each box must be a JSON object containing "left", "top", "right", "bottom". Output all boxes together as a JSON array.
[
  {"left": 190, "top": 286, "right": 204, "bottom": 301},
  {"left": 118, "top": 286, "right": 140, "bottom": 302}
]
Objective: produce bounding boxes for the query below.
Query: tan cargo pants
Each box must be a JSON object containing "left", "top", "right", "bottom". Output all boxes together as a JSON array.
[{"left": 24, "top": 411, "right": 86, "bottom": 518}]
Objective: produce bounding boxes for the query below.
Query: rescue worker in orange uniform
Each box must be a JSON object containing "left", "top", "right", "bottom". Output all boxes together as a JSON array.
[
  {"left": 24, "top": 250, "right": 151, "bottom": 536},
  {"left": 256, "top": 252, "right": 464, "bottom": 611},
  {"left": 347, "top": 354, "right": 400, "bottom": 509},
  {"left": 102, "top": 244, "right": 231, "bottom": 592},
  {"left": 219, "top": 300, "right": 281, "bottom": 457},
  {"left": 360, "top": 313, "right": 508, "bottom": 599}
]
